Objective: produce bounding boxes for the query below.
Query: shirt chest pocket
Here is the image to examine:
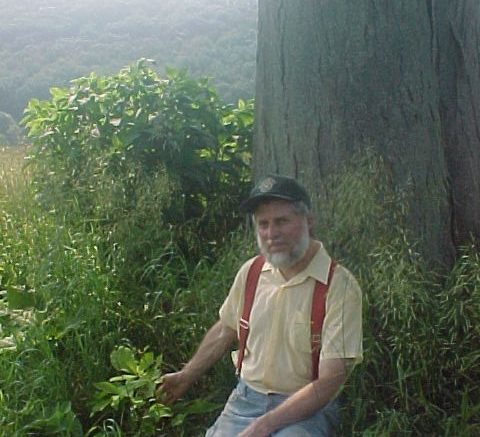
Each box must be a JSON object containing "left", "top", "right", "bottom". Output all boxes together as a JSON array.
[{"left": 289, "top": 311, "right": 312, "bottom": 354}]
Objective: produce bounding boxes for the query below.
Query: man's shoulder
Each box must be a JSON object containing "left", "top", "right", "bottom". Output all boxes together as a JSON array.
[
  {"left": 231, "top": 255, "right": 262, "bottom": 285},
  {"left": 237, "top": 255, "right": 264, "bottom": 277},
  {"left": 330, "top": 262, "right": 362, "bottom": 298}
]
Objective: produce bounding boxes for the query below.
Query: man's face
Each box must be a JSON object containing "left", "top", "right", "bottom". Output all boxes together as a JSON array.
[{"left": 254, "top": 199, "right": 311, "bottom": 269}]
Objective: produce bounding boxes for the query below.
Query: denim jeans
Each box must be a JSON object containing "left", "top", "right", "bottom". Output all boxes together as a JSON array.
[{"left": 205, "top": 379, "right": 340, "bottom": 436}]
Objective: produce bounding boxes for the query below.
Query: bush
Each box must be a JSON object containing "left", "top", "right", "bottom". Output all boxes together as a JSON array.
[
  {"left": 2, "top": 61, "right": 255, "bottom": 435},
  {"left": 19, "top": 60, "right": 254, "bottom": 383},
  {"left": 22, "top": 59, "right": 253, "bottom": 254}
]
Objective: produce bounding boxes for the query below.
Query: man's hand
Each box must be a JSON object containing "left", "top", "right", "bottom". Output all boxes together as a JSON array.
[
  {"left": 156, "top": 370, "right": 194, "bottom": 405},
  {"left": 155, "top": 320, "right": 236, "bottom": 405}
]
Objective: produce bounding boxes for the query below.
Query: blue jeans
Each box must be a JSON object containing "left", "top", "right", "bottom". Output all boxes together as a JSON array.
[{"left": 205, "top": 379, "right": 340, "bottom": 436}]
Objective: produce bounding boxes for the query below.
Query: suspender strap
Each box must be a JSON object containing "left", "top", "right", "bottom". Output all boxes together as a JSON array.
[
  {"left": 310, "top": 259, "right": 337, "bottom": 380},
  {"left": 237, "top": 256, "right": 337, "bottom": 381},
  {"left": 236, "top": 255, "right": 265, "bottom": 375}
]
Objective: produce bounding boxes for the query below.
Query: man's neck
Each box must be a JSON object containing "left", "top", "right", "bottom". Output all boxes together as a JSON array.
[{"left": 279, "top": 239, "right": 319, "bottom": 281}]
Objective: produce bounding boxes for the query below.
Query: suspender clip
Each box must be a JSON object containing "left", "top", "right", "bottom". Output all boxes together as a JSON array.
[{"left": 239, "top": 318, "right": 249, "bottom": 330}]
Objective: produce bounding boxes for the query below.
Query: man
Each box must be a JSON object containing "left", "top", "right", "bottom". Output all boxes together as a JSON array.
[{"left": 158, "top": 174, "right": 363, "bottom": 436}]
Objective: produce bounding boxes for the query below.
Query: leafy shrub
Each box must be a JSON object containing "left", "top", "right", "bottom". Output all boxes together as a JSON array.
[
  {"left": 88, "top": 346, "right": 219, "bottom": 436},
  {"left": 5, "top": 62, "right": 254, "bottom": 434},
  {"left": 22, "top": 58, "right": 253, "bottom": 253},
  {"left": 20, "top": 59, "right": 254, "bottom": 370},
  {"left": 2, "top": 144, "right": 479, "bottom": 435}
]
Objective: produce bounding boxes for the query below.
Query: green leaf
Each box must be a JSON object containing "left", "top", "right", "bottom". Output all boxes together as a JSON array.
[
  {"left": 110, "top": 346, "right": 138, "bottom": 374},
  {"left": 125, "top": 378, "right": 149, "bottom": 393},
  {"left": 90, "top": 395, "right": 112, "bottom": 414},
  {"left": 147, "top": 403, "right": 173, "bottom": 419},
  {"left": 171, "top": 413, "right": 187, "bottom": 427},
  {"left": 174, "top": 399, "right": 221, "bottom": 415},
  {"left": 93, "top": 381, "right": 126, "bottom": 396},
  {"left": 109, "top": 374, "right": 137, "bottom": 382},
  {"left": 138, "top": 351, "right": 155, "bottom": 372}
]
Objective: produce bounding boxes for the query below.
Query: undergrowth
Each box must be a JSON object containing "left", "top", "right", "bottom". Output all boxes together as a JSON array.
[{"left": 1, "top": 123, "right": 479, "bottom": 434}]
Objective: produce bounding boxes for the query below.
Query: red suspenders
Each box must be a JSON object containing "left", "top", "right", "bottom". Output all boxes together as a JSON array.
[
  {"left": 310, "top": 259, "right": 337, "bottom": 379},
  {"left": 236, "top": 255, "right": 337, "bottom": 380},
  {"left": 236, "top": 255, "right": 265, "bottom": 377}
]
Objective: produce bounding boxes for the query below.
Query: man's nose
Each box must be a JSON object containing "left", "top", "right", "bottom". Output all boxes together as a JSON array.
[{"left": 265, "top": 223, "right": 279, "bottom": 240}]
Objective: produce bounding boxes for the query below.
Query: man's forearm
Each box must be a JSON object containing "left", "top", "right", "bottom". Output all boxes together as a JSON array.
[
  {"left": 263, "top": 372, "right": 344, "bottom": 431},
  {"left": 182, "top": 320, "right": 236, "bottom": 380},
  {"left": 238, "top": 359, "right": 347, "bottom": 437},
  {"left": 158, "top": 320, "right": 237, "bottom": 404}
]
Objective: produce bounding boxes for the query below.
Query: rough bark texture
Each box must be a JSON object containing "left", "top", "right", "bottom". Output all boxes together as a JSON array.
[
  {"left": 436, "top": 1, "right": 480, "bottom": 249},
  {"left": 254, "top": 0, "right": 480, "bottom": 267}
]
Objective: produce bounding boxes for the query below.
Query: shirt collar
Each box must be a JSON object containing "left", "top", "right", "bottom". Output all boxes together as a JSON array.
[{"left": 260, "top": 241, "right": 332, "bottom": 285}]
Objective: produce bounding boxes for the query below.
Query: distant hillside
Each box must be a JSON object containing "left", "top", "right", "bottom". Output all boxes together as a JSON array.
[
  {"left": 0, "top": 0, "right": 257, "bottom": 121},
  {"left": 0, "top": 111, "right": 23, "bottom": 146}
]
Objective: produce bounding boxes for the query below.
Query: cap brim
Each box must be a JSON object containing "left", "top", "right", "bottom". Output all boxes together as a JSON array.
[{"left": 239, "top": 193, "right": 297, "bottom": 213}]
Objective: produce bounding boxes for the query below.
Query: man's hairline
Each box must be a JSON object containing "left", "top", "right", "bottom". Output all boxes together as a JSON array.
[{"left": 251, "top": 199, "right": 312, "bottom": 222}]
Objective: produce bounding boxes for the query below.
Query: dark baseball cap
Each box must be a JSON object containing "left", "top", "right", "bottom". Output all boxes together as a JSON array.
[{"left": 240, "top": 174, "right": 311, "bottom": 213}]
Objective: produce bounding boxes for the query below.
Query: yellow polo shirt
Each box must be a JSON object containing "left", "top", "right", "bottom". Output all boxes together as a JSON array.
[{"left": 219, "top": 242, "right": 363, "bottom": 395}]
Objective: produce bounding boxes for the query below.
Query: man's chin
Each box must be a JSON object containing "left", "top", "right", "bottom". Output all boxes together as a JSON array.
[{"left": 267, "top": 253, "right": 296, "bottom": 269}]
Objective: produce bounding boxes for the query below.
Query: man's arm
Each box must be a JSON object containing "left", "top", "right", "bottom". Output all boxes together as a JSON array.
[
  {"left": 156, "top": 320, "right": 237, "bottom": 404},
  {"left": 238, "top": 358, "right": 348, "bottom": 437}
]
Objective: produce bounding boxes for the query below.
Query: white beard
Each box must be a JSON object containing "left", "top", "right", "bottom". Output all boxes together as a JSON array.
[{"left": 257, "top": 221, "right": 310, "bottom": 269}]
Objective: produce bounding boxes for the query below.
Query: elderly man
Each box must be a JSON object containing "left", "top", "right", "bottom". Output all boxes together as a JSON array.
[{"left": 158, "top": 174, "right": 363, "bottom": 436}]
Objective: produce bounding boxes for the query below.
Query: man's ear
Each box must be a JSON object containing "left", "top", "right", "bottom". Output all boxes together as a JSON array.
[
  {"left": 307, "top": 214, "right": 315, "bottom": 234},
  {"left": 307, "top": 214, "right": 315, "bottom": 230}
]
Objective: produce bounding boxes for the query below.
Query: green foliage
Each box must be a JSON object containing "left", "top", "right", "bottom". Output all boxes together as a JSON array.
[
  {"left": 20, "top": 61, "right": 253, "bottom": 367},
  {"left": 316, "top": 149, "right": 480, "bottom": 435},
  {"left": 2, "top": 132, "right": 480, "bottom": 435},
  {"left": 0, "top": 0, "right": 257, "bottom": 120},
  {"left": 317, "top": 148, "right": 411, "bottom": 270},
  {"left": 89, "top": 346, "right": 219, "bottom": 436},
  {"left": 23, "top": 402, "right": 83, "bottom": 437},
  {"left": 22, "top": 59, "right": 252, "bottom": 251},
  {"left": 1, "top": 62, "right": 252, "bottom": 434}
]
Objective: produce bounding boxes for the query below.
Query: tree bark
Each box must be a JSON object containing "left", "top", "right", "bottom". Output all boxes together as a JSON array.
[
  {"left": 254, "top": 0, "right": 480, "bottom": 267},
  {"left": 436, "top": 1, "right": 480, "bottom": 249}
]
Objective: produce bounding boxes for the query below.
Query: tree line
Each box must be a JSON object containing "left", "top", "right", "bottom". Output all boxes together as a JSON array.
[{"left": 0, "top": 0, "right": 257, "bottom": 121}]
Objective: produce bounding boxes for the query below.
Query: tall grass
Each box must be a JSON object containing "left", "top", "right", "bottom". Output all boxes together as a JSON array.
[
  {"left": 1, "top": 145, "right": 479, "bottom": 435},
  {"left": 1, "top": 147, "right": 122, "bottom": 433},
  {"left": 0, "top": 146, "right": 250, "bottom": 435},
  {"left": 317, "top": 150, "right": 480, "bottom": 435}
]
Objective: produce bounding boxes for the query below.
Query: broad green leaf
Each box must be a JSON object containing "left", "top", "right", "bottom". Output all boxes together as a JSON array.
[
  {"left": 93, "top": 381, "right": 125, "bottom": 396},
  {"left": 174, "top": 399, "right": 221, "bottom": 415},
  {"left": 90, "top": 395, "right": 112, "bottom": 414},
  {"left": 125, "top": 378, "right": 149, "bottom": 393},
  {"left": 171, "top": 413, "right": 187, "bottom": 427},
  {"left": 110, "top": 346, "right": 138, "bottom": 374},
  {"left": 138, "top": 351, "right": 155, "bottom": 372},
  {"left": 109, "top": 374, "right": 137, "bottom": 382},
  {"left": 147, "top": 403, "right": 172, "bottom": 419}
]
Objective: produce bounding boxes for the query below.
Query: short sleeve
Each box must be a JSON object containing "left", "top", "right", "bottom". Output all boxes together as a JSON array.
[
  {"left": 320, "top": 265, "right": 363, "bottom": 364},
  {"left": 219, "top": 258, "right": 256, "bottom": 332}
]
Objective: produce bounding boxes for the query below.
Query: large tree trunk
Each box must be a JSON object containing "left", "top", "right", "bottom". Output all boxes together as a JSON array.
[{"left": 253, "top": 0, "right": 480, "bottom": 267}]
